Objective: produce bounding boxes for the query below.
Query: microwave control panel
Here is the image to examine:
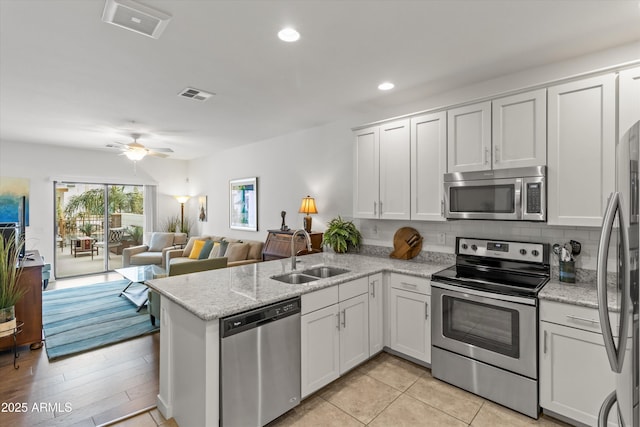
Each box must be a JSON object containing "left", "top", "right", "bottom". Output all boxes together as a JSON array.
[{"left": 526, "top": 182, "right": 542, "bottom": 214}]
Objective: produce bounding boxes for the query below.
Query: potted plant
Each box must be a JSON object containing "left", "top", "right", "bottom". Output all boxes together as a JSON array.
[
  {"left": 0, "top": 237, "right": 25, "bottom": 338},
  {"left": 79, "top": 223, "right": 94, "bottom": 237},
  {"left": 322, "top": 216, "right": 362, "bottom": 253},
  {"left": 128, "top": 225, "right": 143, "bottom": 245}
]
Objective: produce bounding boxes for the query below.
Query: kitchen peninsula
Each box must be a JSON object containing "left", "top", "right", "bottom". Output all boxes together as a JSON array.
[{"left": 146, "top": 252, "right": 447, "bottom": 427}]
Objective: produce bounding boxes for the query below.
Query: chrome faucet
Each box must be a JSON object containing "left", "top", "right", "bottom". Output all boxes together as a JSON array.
[{"left": 291, "top": 229, "right": 312, "bottom": 270}]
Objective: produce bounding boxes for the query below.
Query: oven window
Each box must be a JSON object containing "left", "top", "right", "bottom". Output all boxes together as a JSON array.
[
  {"left": 442, "top": 295, "right": 519, "bottom": 358},
  {"left": 449, "top": 184, "right": 515, "bottom": 213}
]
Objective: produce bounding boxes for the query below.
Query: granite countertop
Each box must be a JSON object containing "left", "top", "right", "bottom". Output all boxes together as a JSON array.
[
  {"left": 539, "top": 279, "right": 619, "bottom": 311},
  {"left": 147, "top": 252, "right": 449, "bottom": 321}
]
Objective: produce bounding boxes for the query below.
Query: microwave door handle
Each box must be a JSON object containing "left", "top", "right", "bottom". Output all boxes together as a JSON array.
[{"left": 597, "top": 192, "right": 630, "bottom": 373}]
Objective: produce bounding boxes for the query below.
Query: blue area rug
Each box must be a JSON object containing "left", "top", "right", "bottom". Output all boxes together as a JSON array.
[{"left": 42, "top": 279, "right": 159, "bottom": 360}]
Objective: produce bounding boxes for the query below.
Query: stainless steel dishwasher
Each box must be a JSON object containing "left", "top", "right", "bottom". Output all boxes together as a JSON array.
[{"left": 220, "top": 297, "right": 301, "bottom": 427}]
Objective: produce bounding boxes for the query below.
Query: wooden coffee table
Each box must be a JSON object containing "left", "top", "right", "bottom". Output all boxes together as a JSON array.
[{"left": 116, "top": 265, "right": 167, "bottom": 311}]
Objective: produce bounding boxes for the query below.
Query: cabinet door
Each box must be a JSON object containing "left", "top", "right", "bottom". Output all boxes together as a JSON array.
[
  {"left": 540, "top": 321, "right": 617, "bottom": 427},
  {"left": 547, "top": 74, "right": 616, "bottom": 226},
  {"left": 447, "top": 101, "right": 492, "bottom": 172},
  {"left": 389, "top": 288, "right": 430, "bottom": 363},
  {"left": 379, "top": 120, "right": 411, "bottom": 219},
  {"left": 354, "top": 127, "right": 379, "bottom": 218},
  {"left": 619, "top": 66, "right": 640, "bottom": 137},
  {"left": 368, "top": 273, "right": 384, "bottom": 355},
  {"left": 301, "top": 304, "right": 340, "bottom": 397},
  {"left": 492, "top": 89, "right": 546, "bottom": 169},
  {"left": 411, "top": 112, "right": 447, "bottom": 221},
  {"left": 339, "top": 293, "right": 370, "bottom": 373}
]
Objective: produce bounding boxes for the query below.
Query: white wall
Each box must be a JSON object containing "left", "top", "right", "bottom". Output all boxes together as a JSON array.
[
  {"left": 186, "top": 117, "right": 364, "bottom": 242},
  {"left": 0, "top": 140, "right": 188, "bottom": 269}
]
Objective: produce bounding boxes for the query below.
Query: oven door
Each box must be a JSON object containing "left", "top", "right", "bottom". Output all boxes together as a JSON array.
[
  {"left": 444, "top": 177, "right": 522, "bottom": 220},
  {"left": 431, "top": 282, "right": 537, "bottom": 379}
]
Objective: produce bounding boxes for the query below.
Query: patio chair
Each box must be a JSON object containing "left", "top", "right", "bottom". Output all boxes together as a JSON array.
[{"left": 93, "top": 227, "right": 125, "bottom": 259}]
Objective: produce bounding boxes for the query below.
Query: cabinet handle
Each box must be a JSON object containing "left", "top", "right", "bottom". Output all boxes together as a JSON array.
[
  {"left": 484, "top": 147, "right": 490, "bottom": 165},
  {"left": 544, "top": 330, "right": 548, "bottom": 354},
  {"left": 379, "top": 201, "right": 383, "bottom": 214},
  {"left": 336, "top": 312, "right": 341, "bottom": 330},
  {"left": 566, "top": 314, "right": 600, "bottom": 325},
  {"left": 441, "top": 199, "right": 444, "bottom": 216},
  {"left": 370, "top": 281, "right": 376, "bottom": 298},
  {"left": 373, "top": 201, "right": 377, "bottom": 216},
  {"left": 342, "top": 310, "right": 346, "bottom": 328},
  {"left": 425, "top": 302, "right": 429, "bottom": 320},
  {"left": 494, "top": 145, "right": 499, "bottom": 163}
]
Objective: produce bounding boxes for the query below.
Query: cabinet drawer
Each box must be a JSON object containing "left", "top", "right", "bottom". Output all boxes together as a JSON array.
[
  {"left": 302, "top": 286, "right": 339, "bottom": 315},
  {"left": 540, "top": 300, "right": 616, "bottom": 335},
  {"left": 389, "top": 273, "right": 430, "bottom": 295},
  {"left": 339, "top": 277, "right": 368, "bottom": 301}
]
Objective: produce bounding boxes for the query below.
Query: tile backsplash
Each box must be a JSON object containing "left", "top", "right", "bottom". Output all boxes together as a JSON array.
[{"left": 356, "top": 218, "right": 616, "bottom": 273}]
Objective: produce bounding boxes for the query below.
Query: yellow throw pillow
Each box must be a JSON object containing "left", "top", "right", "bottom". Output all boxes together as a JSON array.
[{"left": 189, "top": 240, "right": 206, "bottom": 259}]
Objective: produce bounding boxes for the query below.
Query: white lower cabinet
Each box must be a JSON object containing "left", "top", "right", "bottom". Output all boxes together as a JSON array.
[
  {"left": 388, "top": 274, "right": 431, "bottom": 364},
  {"left": 539, "top": 301, "right": 617, "bottom": 426},
  {"left": 301, "top": 278, "right": 369, "bottom": 398}
]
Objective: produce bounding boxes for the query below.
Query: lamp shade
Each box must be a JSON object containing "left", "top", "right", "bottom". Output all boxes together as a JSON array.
[
  {"left": 299, "top": 196, "right": 318, "bottom": 215},
  {"left": 175, "top": 196, "right": 190, "bottom": 204}
]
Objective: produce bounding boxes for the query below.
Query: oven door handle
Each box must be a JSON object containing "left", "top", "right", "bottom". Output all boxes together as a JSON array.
[{"left": 430, "top": 280, "right": 536, "bottom": 306}]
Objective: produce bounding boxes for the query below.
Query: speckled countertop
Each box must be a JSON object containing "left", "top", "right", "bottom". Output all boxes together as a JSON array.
[
  {"left": 146, "top": 253, "right": 449, "bottom": 321},
  {"left": 539, "top": 278, "right": 620, "bottom": 311}
]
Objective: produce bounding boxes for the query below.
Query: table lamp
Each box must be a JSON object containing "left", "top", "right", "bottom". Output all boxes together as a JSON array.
[{"left": 298, "top": 196, "right": 318, "bottom": 233}]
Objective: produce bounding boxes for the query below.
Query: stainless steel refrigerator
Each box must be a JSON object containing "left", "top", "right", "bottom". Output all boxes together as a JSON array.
[{"left": 597, "top": 120, "right": 640, "bottom": 426}]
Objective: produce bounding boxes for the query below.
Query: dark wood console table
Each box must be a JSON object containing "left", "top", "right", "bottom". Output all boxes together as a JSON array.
[
  {"left": 262, "top": 229, "right": 323, "bottom": 261},
  {"left": 0, "top": 251, "right": 43, "bottom": 351}
]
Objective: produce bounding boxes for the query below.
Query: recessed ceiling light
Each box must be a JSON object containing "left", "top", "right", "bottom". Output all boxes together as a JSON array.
[
  {"left": 378, "top": 82, "right": 395, "bottom": 91},
  {"left": 278, "top": 27, "right": 300, "bottom": 42}
]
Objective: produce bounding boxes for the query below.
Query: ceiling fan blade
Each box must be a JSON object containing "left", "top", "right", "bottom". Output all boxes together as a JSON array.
[
  {"left": 148, "top": 151, "right": 169, "bottom": 158},
  {"left": 147, "top": 147, "right": 174, "bottom": 153}
]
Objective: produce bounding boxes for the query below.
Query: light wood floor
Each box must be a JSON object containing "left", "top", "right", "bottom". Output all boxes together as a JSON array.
[{"left": 0, "top": 273, "right": 161, "bottom": 427}]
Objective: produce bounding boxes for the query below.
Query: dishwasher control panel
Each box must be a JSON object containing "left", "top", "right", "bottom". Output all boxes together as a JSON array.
[{"left": 221, "top": 297, "right": 301, "bottom": 337}]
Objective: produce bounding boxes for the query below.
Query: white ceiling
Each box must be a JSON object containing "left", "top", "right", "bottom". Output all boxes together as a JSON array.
[{"left": 1, "top": 0, "right": 639, "bottom": 160}]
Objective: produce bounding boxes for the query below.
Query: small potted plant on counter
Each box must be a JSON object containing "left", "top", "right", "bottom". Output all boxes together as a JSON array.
[
  {"left": 0, "top": 237, "right": 25, "bottom": 338},
  {"left": 322, "top": 216, "right": 362, "bottom": 253}
]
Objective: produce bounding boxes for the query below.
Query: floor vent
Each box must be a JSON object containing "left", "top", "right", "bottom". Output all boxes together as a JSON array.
[
  {"left": 178, "top": 87, "right": 215, "bottom": 102},
  {"left": 102, "top": 0, "right": 171, "bottom": 39}
]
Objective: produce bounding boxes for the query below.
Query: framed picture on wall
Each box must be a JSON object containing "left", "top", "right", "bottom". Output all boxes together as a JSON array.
[
  {"left": 198, "top": 196, "right": 207, "bottom": 222},
  {"left": 229, "top": 177, "right": 258, "bottom": 231}
]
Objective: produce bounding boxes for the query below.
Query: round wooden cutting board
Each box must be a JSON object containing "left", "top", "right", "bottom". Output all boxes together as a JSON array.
[{"left": 390, "top": 227, "right": 423, "bottom": 260}]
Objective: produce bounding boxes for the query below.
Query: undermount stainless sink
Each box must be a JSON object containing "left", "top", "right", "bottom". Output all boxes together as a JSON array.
[
  {"left": 271, "top": 266, "right": 350, "bottom": 284},
  {"left": 271, "top": 272, "right": 318, "bottom": 284},
  {"left": 303, "top": 266, "right": 350, "bottom": 279}
]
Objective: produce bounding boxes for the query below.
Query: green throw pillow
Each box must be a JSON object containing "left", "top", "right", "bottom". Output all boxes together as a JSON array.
[{"left": 198, "top": 240, "right": 215, "bottom": 259}]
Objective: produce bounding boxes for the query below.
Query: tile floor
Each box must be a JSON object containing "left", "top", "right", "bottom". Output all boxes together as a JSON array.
[{"left": 109, "top": 352, "right": 570, "bottom": 427}]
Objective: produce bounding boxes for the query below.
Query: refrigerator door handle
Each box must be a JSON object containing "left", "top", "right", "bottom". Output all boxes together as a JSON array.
[
  {"left": 596, "top": 192, "right": 631, "bottom": 373},
  {"left": 598, "top": 390, "right": 618, "bottom": 427}
]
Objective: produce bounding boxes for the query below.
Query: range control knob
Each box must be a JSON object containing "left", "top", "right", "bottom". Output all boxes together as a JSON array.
[
  {"left": 471, "top": 244, "right": 478, "bottom": 251},
  {"left": 461, "top": 243, "right": 468, "bottom": 250},
  {"left": 532, "top": 249, "right": 540, "bottom": 257},
  {"left": 520, "top": 249, "right": 527, "bottom": 256}
]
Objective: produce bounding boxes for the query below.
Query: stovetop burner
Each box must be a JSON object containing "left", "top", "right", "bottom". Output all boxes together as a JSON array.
[{"left": 431, "top": 237, "right": 551, "bottom": 298}]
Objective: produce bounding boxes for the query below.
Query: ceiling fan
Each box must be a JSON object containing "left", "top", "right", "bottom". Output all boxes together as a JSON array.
[{"left": 106, "top": 134, "right": 173, "bottom": 161}]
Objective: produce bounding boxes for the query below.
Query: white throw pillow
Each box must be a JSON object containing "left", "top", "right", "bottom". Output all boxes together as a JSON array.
[{"left": 148, "top": 232, "right": 175, "bottom": 252}]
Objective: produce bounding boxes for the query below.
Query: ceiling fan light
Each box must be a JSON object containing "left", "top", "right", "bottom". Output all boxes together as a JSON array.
[{"left": 125, "top": 148, "right": 146, "bottom": 161}]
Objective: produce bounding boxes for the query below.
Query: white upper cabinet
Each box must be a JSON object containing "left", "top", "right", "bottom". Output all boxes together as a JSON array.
[
  {"left": 447, "top": 101, "right": 492, "bottom": 172},
  {"left": 353, "top": 120, "right": 410, "bottom": 220},
  {"left": 547, "top": 73, "right": 616, "bottom": 226},
  {"left": 619, "top": 66, "right": 640, "bottom": 136},
  {"left": 411, "top": 112, "right": 447, "bottom": 221},
  {"left": 353, "top": 127, "right": 379, "bottom": 219},
  {"left": 379, "top": 120, "right": 411, "bottom": 220},
  {"left": 492, "top": 89, "right": 547, "bottom": 169}
]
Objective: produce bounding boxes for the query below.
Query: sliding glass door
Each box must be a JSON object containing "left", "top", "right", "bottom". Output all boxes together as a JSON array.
[{"left": 54, "top": 182, "right": 144, "bottom": 278}]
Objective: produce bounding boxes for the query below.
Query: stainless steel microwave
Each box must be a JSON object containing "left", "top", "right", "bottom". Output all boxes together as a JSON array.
[{"left": 443, "top": 166, "right": 546, "bottom": 221}]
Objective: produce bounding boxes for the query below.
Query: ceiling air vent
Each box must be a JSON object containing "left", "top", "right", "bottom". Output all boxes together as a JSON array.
[
  {"left": 102, "top": 0, "right": 172, "bottom": 39},
  {"left": 178, "top": 88, "right": 215, "bottom": 102}
]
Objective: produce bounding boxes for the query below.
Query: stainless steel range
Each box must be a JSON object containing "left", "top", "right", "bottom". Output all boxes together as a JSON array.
[{"left": 431, "top": 237, "right": 550, "bottom": 419}]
